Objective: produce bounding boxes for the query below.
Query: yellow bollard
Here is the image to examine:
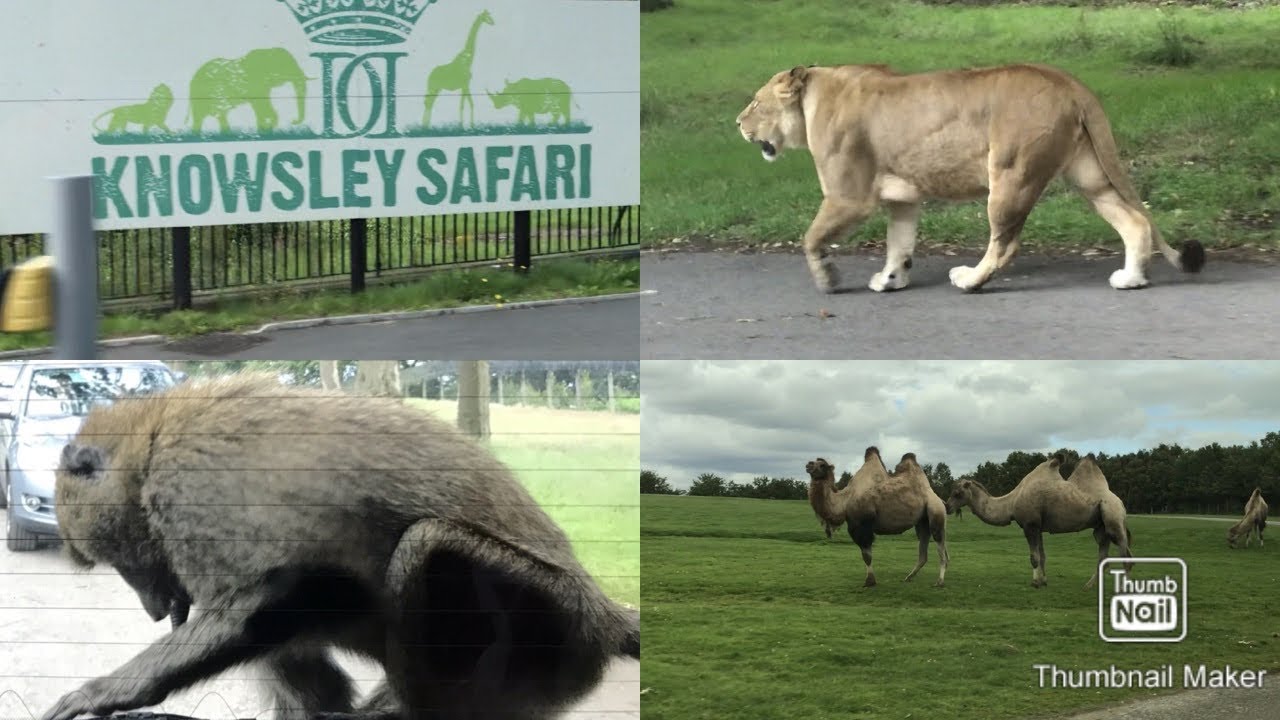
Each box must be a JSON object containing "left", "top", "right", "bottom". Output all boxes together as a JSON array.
[{"left": 0, "top": 255, "right": 55, "bottom": 332}]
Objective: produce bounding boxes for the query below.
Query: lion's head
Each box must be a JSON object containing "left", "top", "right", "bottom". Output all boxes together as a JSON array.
[{"left": 736, "top": 66, "right": 809, "bottom": 162}]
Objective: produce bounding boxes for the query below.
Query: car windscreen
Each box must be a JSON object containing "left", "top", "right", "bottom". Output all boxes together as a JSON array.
[{"left": 23, "top": 366, "right": 174, "bottom": 419}]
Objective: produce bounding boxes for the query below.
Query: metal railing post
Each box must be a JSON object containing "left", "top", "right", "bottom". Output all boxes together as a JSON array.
[
  {"left": 172, "top": 226, "right": 192, "bottom": 310},
  {"left": 513, "top": 210, "right": 531, "bottom": 274},
  {"left": 48, "top": 175, "right": 98, "bottom": 359},
  {"left": 350, "top": 218, "right": 367, "bottom": 293}
]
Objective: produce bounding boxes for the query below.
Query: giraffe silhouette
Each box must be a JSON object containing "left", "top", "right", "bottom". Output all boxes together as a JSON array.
[{"left": 422, "top": 9, "right": 495, "bottom": 128}]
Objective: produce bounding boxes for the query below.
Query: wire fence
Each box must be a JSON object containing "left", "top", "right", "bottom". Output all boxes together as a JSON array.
[{"left": 0, "top": 205, "right": 638, "bottom": 309}]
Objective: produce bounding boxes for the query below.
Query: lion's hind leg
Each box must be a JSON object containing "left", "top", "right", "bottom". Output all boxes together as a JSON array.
[
  {"left": 869, "top": 201, "right": 922, "bottom": 292},
  {"left": 1065, "top": 148, "right": 1155, "bottom": 289}
]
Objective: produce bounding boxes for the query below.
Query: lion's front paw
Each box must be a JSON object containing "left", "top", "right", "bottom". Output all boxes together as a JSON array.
[
  {"left": 807, "top": 255, "right": 841, "bottom": 294},
  {"left": 1108, "top": 268, "right": 1150, "bottom": 290},
  {"left": 868, "top": 268, "right": 910, "bottom": 293},
  {"left": 948, "top": 265, "right": 987, "bottom": 292}
]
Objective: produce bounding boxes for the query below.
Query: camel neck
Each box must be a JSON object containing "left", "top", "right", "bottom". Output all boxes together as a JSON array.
[
  {"left": 809, "top": 476, "right": 844, "bottom": 524},
  {"left": 968, "top": 487, "right": 1016, "bottom": 526}
]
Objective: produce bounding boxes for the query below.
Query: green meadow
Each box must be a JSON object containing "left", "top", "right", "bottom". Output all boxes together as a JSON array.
[
  {"left": 641, "top": 494, "right": 1280, "bottom": 720},
  {"left": 409, "top": 399, "right": 639, "bottom": 605},
  {"left": 641, "top": 0, "right": 1280, "bottom": 252}
]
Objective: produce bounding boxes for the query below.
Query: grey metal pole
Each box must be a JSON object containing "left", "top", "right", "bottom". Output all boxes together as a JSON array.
[{"left": 48, "top": 175, "right": 98, "bottom": 359}]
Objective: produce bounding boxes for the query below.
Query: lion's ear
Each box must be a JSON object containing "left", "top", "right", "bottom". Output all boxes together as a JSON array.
[{"left": 777, "top": 65, "right": 808, "bottom": 99}]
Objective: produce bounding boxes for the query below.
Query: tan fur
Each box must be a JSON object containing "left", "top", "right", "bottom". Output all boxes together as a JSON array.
[
  {"left": 946, "top": 454, "right": 1132, "bottom": 589},
  {"left": 735, "top": 63, "right": 1205, "bottom": 294},
  {"left": 805, "top": 449, "right": 949, "bottom": 588},
  {"left": 49, "top": 374, "right": 638, "bottom": 720},
  {"left": 1227, "top": 487, "right": 1269, "bottom": 549}
]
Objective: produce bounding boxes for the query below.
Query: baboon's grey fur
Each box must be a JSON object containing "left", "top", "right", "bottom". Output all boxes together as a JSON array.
[{"left": 46, "top": 374, "right": 638, "bottom": 720}]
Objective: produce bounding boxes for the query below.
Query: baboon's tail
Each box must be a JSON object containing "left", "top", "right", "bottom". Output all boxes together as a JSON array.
[{"left": 1075, "top": 80, "right": 1205, "bottom": 275}]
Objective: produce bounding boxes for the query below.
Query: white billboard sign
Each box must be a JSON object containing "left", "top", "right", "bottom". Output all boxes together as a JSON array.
[{"left": 0, "top": 0, "right": 639, "bottom": 234}]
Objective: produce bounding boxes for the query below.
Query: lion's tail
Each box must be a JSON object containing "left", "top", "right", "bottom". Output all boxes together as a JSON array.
[{"left": 1076, "top": 85, "right": 1205, "bottom": 275}]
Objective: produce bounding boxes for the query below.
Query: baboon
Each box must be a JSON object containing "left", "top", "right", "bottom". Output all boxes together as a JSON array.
[{"left": 45, "top": 374, "right": 639, "bottom": 720}]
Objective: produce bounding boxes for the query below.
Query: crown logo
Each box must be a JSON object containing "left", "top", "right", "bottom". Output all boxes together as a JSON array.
[{"left": 277, "top": 0, "right": 434, "bottom": 46}]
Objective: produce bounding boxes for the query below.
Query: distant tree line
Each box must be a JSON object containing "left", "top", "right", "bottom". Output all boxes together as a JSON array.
[{"left": 642, "top": 433, "right": 1280, "bottom": 514}]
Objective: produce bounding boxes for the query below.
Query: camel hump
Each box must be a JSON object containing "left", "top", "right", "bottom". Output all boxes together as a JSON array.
[
  {"left": 1049, "top": 452, "right": 1065, "bottom": 468},
  {"left": 899, "top": 452, "right": 916, "bottom": 464},
  {"left": 864, "top": 446, "right": 880, "bottom": 461}
]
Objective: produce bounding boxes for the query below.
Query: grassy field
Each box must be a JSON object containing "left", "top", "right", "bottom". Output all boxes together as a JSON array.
[
  {"left": 0, "top": 256, "right": 639, "bottom": 352},
  {"left": 641, "top": 0, "right": 1280, "bottom": 253},
  {"left": 408, "top": 399, "right": 639, "bottom": 606},
  {"left": 641, "top": 494, "right": 1280, "bottom": 720}
]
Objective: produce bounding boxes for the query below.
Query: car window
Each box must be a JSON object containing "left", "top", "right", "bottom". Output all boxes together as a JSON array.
[{"left": 24, "top": 366, "right": 174, "bottom": 419}]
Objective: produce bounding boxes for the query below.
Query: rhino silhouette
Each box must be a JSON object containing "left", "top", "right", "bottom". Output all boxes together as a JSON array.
[{"left": 487, "top": 77, "right": 579, "bottom": 126}]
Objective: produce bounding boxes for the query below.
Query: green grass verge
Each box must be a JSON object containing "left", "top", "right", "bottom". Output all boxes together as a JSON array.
[
  {"left": 641, "top": 0, "right": 1280, "bottom": 252},
  {"left": 641, "top": 494, "right": 1280, "bottom": 720},
  {"left": 0, "top": 256, "right": 638, "bottom": 352},
  {"left": 407, "top": 399, "right": 639, "bottom": 605}
]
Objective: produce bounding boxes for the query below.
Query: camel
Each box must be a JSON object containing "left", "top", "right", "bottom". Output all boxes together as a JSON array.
[
  {"left": 946, "top": 453, "right": 1133, "bottom": 589},
  {"left": 805, "top": 448, "right": 950, "bottom": 587},
  {"left": 1227, "top": 487, "right": 1269, "bottom": 549},
  {"left": 422, "top": 9, "right": 494, "bottom": 127}
]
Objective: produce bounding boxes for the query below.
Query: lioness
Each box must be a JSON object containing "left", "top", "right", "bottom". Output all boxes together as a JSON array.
[{"left": 735, "top": 63, "right": 1205, "bottom": 294}]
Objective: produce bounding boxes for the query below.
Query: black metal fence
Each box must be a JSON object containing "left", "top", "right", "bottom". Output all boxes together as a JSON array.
[{"left": 0, "top": 205, "right": 638, "bottom": 309}]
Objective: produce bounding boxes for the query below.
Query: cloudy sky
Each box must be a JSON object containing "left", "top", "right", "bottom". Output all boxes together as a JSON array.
[{"left": 641, "top": 361, "right": 1280, "bottom": 489}]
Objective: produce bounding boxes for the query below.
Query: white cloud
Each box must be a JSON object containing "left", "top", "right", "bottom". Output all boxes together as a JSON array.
[{"left": 641, "top": 361, "right": 1280, "bottom": 488}]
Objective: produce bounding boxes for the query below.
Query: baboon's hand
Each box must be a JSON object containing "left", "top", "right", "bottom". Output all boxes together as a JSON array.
[{"left": 41, "top": 675, "right": 159, "bottom": 720}]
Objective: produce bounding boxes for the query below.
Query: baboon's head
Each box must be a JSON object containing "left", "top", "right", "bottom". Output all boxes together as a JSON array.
[
  {"left": 56, "top": 442, "right": 191, "bottom": 625},
  {"left": 805, "top": 457, "right": 833, "bottom": 481}
]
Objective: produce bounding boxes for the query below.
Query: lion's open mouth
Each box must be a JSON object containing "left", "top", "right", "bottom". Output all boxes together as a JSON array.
[{"left": 758, "top": 140, "right": 777, "bottom": 161}]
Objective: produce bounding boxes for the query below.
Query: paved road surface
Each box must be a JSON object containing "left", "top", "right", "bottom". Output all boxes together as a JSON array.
[
  {"left": 0, "top": 545, "right": 639, "bottom": 720},
  {"left": 1056, "top": 684, "right": 1280, "bottom": 719},
  {"left": 21, "top": 298, "right": 640, "bottom": 360},
  {"left": 642, "top": 251, "right": 1279, "bottom": 359}
]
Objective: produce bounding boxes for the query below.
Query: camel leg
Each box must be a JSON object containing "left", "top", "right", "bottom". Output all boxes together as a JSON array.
[
  {"left": 1024, "top": 525, "right": 1046, "bottom": 588},
  {"left": 848, "top": 522, "right": 876, "bottom": 587},
  {"left": 859, "top": 546, "right": 876, "bottom": 587},
  {"left": 1086, "top": 527, "right": 1110, "bottom": 589},
  {"left": 932, "top": 516, "right": 949, "bottom": 588},
  {"left": 904, "top": 521, "right": 929, "bottom": 582}
]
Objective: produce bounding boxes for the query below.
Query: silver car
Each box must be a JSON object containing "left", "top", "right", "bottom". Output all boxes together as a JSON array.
[{"left": 0, "top": 361, "right": 180, "bottom": 551}]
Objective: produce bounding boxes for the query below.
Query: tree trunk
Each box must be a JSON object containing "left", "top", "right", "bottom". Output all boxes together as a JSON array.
[
  {"left": 457, "top": 361, "right": 491, "bottom": 440},
  {"left": 319, "top": 361, "right": 341, "bottom": 391},
  {"left": 607, "top": 369, "right": 616, "bottom": 413},
  {"left": 353, "top": 361, "right": 401, "bottom": 398},
  {"left": 546, "top": 370, "right": 555, "bottom": 408}
]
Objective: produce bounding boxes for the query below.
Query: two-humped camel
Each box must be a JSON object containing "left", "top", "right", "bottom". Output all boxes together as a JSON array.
[
  {"left": 805, "top": 448, "right": 950, "bottom": 587},
  {"left": 946, "top": 453, "right": 1132, "bottom": 588},
  {"left": 1227, "top": 487, "right": 1269, "bottom": 549}
]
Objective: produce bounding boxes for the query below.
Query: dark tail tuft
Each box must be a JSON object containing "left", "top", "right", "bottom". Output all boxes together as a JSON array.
[{"left": 1180, "top": 240, "right": 1206, "bottom": 273}]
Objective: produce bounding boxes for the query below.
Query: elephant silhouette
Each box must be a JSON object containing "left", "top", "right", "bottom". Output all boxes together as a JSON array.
[{"left": 187, "top": 47, "right": 311, "bottom": 134}]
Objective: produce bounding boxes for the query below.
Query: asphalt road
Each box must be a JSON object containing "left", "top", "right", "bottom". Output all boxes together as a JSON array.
[
  {"left": 641, "top": 251, "right": 1280, "bottom": 359},
  {"left": 20, "top": 298, "right": 640, "bottom": 360},
  {"left": 0, "top": 544, "right": 639, "bottom": 720},
  {"left": 1057, "top": 684, "right": 1280, "bottom": 720}
]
